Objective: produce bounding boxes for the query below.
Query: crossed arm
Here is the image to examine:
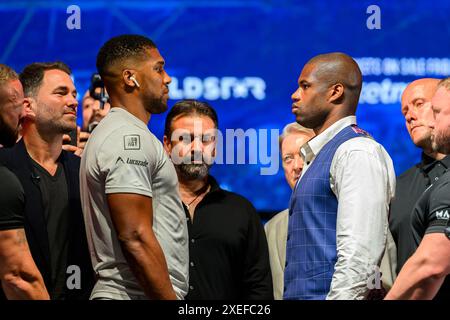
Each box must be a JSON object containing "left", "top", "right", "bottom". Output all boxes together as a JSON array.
[
  {"left": 0, "top": 228, "right": 49, "bottom": 300},
  {"left": 107, "top": 193, "right": 177, "bottom": 300}
]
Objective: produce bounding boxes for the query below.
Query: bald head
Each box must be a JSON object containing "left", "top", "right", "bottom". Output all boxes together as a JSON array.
[
  {"left": 306, "top": 52, "right": 362, "bottom": 109},
  {"left": 291, "top": 52, "right": 363, "bottom": 133},
  {"left": 401, "top": 78, "right": 440, "bottom": 151},
  {"left": 402, "top": 78, "right": 439, "bottom": 101}
]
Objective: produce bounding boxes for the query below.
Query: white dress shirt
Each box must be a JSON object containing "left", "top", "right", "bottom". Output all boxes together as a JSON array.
[{"left": 297, "top": 116, "right": 396, "bottom": 300}]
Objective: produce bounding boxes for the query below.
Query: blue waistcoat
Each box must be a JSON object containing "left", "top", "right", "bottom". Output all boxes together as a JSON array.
[{"left": 283, "top": 125, "right": 369, "bottom": 300}]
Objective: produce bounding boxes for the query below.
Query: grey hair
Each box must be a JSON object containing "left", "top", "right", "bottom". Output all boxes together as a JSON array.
[
  {"left": 438, "top": 77, "right": 450, "bottom": 91},
  {"left": 279, "top": 122, "right": 314, "bottom": 149}
]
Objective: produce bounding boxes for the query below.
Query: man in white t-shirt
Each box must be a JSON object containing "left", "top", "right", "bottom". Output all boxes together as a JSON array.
[{"left": 79, "top": 34, "right": 188, "bottom": 300}]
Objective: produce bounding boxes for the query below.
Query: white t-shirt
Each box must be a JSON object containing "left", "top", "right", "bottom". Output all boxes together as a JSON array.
[{"left": 80, "top": 107, "right": 188, "bottom": 300}]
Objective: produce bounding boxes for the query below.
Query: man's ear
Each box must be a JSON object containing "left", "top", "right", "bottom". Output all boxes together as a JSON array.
[
  {"left": 23, "top": 97, "right": 36, "bottom": 119},
  {"left": 163, "top": 135, "right": 172, "bottom": 155},
  {"left": 122, "top": 69, "right": 138, "bottom": 88},
  {"left": 328, "top": 83, "right": 344, "bottom": 103}
]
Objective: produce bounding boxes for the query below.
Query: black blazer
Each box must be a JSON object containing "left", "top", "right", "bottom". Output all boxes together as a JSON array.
[{"left": 0, "top": 139, "right": 94, "bottom": 299}]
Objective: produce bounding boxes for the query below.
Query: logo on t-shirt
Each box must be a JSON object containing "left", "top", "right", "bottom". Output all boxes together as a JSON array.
[
  {"left": 435, "top": 209, "right": 450, "bottom": 220},
  {"left": 124, "top": 135, "right": 141, "bottom": 150},
  {"left": 116, "top": 157, "right": 125, "bottom": 165},
  {"left": 126, "top": 158, "right": 149, "bottom": 167},
  {"left": 115, "top": 156, "right": 148, "bottom": 167}
]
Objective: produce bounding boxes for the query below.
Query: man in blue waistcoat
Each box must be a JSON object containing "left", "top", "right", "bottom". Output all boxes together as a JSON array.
[{"left": 284, "top": 52, "right": 396, "bottom": 300}]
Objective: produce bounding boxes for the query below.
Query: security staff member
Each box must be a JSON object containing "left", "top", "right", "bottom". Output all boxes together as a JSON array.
[{"left": 386, "top": 78, "right": 450, "bottom": 300}]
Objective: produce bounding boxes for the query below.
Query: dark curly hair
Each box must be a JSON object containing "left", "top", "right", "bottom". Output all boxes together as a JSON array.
[{"left": 96, "top": 34, "right": 157, "bottom": 77}]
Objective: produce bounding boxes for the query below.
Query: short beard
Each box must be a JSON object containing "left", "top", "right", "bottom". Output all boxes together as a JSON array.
[
  {"left": 295, "top": 108, "right": 327, "bottom": 130},
  {"left": 37, "top": 120, "right": 75, "bottom": 136},
  {"left": 0, "top": 115, "right": 19, "bottom": 147},
  {"left": 144, "top": 96, "right": 167, "bottom": 115},
  {"left": 175, "top": 163, "right": 210, "bottom": 181},
  {"left": 414, "top": 133, "right": 433, "bottom": 152},
  {"left": 432, "top": 129, "right": 450, "bottom": 154},
  {"left": 35, "top": 103, "right": 76, "bottom": 135}
]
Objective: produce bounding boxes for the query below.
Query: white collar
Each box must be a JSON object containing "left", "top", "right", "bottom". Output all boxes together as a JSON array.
[{"left": 300, "top": 116, "right": 357, "bottom": 162}]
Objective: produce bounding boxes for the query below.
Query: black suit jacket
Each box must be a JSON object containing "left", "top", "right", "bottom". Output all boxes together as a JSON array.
[{"left": 0, "top": 139, "right": 94, "bottom": 299}]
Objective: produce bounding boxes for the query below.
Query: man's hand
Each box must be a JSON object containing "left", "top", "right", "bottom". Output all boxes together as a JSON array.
[
  {"left": 62, "top": 126, "right": 90, "bottom": 157},
  {"left": 78, "top": 130, "right": 90, "bottom": 150}
]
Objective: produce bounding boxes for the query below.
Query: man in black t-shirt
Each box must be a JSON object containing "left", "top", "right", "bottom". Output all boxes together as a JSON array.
[
  {"left": 387, "top": 77, "right": 450, "bottom": 300},
  {"left": 0, "top": 62, "right": 94, "bottom": 300},
  {"left": 0, "top": 63, "right": 49, "bottom": 299},
  {"left": 389, "top": 78, "right": 449, "bottom": 275},
  {"left": 163, "top": 100, "right": 273, "bottom": 299}
]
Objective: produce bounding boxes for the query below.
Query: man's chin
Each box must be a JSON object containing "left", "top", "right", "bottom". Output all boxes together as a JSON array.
[
  {"left": 432, "top": 134, "right": 450, "bottom": 154},
  {"left": 433, "top": 143, "right": 450, "bottom": 155},
  {"left": 414, "top": 138, "right": 432, "bottom": 150},
  {"left": 147, "top": 100, "right": 168, "bottom": 114},
  {"left": 175, "top": 163, "right": 210, "bottom": 181},
  {"left": 296, "top": 117, "right": 315, "bottom": 129},
  {"left": 412, "top": 131, "right": 432, "bottom": 146}
]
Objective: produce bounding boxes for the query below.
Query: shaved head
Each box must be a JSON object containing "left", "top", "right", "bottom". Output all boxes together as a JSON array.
[
  {"left": 306, "top": 52, "right": 362, "bottom": 109},
  {"left": 403, "top": 78, "right": 439, "bottom": 99},
  {"left": 401, "top": 78, "right": 439, "bottom": 151},
  {"left": 291, "top": 52, "right": 363, "bottom": 133}
]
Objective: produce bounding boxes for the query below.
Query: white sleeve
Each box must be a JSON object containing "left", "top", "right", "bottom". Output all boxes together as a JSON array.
[
  {"left": 97, "top": 128, "right": 157, "bottom": 198},
  {"left": 326, "top": 139, "right": 395, "bottom": 300}
]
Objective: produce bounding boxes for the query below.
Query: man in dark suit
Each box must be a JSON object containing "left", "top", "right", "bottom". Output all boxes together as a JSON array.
[{"left": 0, "top": 62, "right": 94, "bottom": 300}]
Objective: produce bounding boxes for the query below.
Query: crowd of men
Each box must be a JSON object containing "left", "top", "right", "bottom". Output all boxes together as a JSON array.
[{"left": 0, "top": 34, "right": 449, "bottom": 300}]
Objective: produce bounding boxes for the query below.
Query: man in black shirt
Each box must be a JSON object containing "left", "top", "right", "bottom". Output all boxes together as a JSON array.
[
  {"left": 0, "top": 62, "right": 94, "bottom": 300},
  {"left": 163, "top": 100, "right": 273, "bottom": 299},
  {"left": 386, "top": 77, "right": 450, "bottom": 299},
  {"left": 0, "top": 63, "right": 48, "bottom": 299},
  {"left": 389, "top": 78, "right": 449, "bottom": 274}
]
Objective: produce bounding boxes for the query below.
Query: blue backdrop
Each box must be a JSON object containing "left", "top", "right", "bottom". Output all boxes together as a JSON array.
[{"left": 1, "top": 0, "right": 449, "bottom": 212}]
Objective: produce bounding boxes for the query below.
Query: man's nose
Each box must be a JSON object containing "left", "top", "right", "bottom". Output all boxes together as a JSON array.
[
  {"left": 291, "top": 88, "right": 301, "bottom": 101},
  {"left": 164, "top": 70, "right": 172, "bottom": 86},
  {"left": 293, "top": 156, "right": 303, "bottom": 171},
  {"left": 405, "top": 107, "right": 416, "bottom": 122},
  {"left": 192, "top": 136, "right": 203, "bottom": 152},
  {"left": 92, "top": 100, "right": 101, "bottom": 111},
  {"left": 68, "top": 95, "right": 78, "bottom": 110}
]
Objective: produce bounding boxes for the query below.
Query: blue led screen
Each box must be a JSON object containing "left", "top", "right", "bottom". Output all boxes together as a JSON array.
[{"left": 1, "top": 0, "right": 449, "bottom": 212}]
